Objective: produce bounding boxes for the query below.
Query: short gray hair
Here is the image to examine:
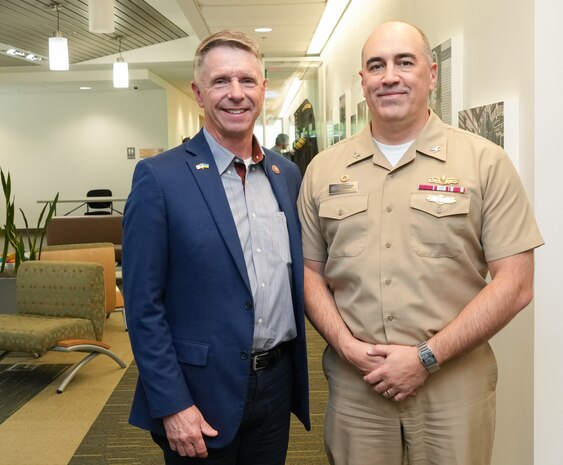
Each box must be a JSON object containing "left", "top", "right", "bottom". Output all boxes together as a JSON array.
[{"left": 193, "top": 30, "right": 263, "bottom": 82}]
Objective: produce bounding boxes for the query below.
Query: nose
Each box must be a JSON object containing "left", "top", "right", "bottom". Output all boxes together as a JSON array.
[
  {"left": 228, "top": 79, "right": 244, "bottom": 99},
  {"left": 382, "top": 64, "right": 399, "bottom": 84}
]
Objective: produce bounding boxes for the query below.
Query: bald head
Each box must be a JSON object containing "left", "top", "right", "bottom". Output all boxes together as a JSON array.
[{"left": 361, "top": 21, "right": 433, "bottom": 70}]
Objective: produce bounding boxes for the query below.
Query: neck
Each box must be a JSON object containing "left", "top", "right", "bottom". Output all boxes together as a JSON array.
[
  {"left": 371, "top": 109, "right": 430, "bottom": 145},
  {"left": 205, "top": 126, "right": 254, "bottom": 159}
]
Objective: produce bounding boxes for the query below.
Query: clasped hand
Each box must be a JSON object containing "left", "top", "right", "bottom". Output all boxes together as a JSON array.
[
  {"left": 342, "top": 341, "right": 428, "bottom": 402},
  {"left": 362, "top": 344, "right": 429, "bottom": 401}
]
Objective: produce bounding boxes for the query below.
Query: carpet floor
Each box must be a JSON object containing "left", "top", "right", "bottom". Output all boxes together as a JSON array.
[
  {"left": 69, "top": 324, "right": 329, "bottom": 465},
  {"left": 0, "top": 363, "right": 70, "bottom": 424}
]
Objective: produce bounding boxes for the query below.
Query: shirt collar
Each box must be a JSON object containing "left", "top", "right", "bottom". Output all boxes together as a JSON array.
[{"left": 203, "top": 128, "right": 265, "bottom": 175}]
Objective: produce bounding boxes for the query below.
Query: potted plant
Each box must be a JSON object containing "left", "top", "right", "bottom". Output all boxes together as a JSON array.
[{"left": 1, "top": 168, "right": 58, "bottom": 312}]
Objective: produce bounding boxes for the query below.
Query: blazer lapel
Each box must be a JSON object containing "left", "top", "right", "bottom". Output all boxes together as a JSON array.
[{"left": 184, "top": 133, "right": 251, "bottom": 292}]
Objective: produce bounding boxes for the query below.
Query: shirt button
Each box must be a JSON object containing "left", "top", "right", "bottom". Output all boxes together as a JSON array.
[
  {"left": 386, "top": 206, "right": 393, "bottom": 213},
  {"left": 252, "top": 212, "right": 257, "bottom": 218},
  {"left": 261, "top": 282, "right": 266, "bottom": 288},
  {"left": 385, "top": 242, "right": 392, "bottom": 248},
  {"left": 251, "top": 167, "right": 256, "bottom": 171},
  {"left": 256, "top": 247, "right": 262, "bottom": 253},
  {"left": 384, "top": 279, "right": 392, "bottom": 285},
  {"left": 240, "top": 351, "right": 249, "bottom": 360},
  {"left": 338, "top": 209, "right": 344, "bottom": 216},
  {"left": 386, "top": 315, "right": 394, "bottom": 322},
  {"left": 388, "top": 173, "right": 395, "bottom": 178},
  {"left": 257, "top": 318, "right": 263, "bottom": 326},
  {"left": 244, "top": 301, "right": 253, "bottom": 310}
]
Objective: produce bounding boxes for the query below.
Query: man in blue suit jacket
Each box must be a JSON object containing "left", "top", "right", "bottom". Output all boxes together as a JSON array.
[{"left": 122, "top": 30, "right": 310, "bottom": 465}]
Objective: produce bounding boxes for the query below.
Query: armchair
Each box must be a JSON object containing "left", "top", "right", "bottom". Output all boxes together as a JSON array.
[
  {"left": 0, "top": 261, "right": 125, "bottom": 393},
  {"left": 41, "top": 242, "right": 127, "bottom": 330}
]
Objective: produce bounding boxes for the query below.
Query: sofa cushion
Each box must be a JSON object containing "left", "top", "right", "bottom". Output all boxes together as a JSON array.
[{"left": 0, "top": 314, "right": 95, "bottom": 354}]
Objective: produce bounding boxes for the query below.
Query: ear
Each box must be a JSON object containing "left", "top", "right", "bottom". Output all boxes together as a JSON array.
[
  {"left": 429, "top": 62, "right": 438, "bottom": 91},
  {"left": 359, "top": 70, "right": 368, "bottom": 98},
  {"left": 191, "top": 81, "right": 205, "bottom": 108}
]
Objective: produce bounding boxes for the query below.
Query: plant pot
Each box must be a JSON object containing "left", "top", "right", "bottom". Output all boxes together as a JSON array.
[{"left": 0, "top": 275, "right": 17, "bottom": 314}]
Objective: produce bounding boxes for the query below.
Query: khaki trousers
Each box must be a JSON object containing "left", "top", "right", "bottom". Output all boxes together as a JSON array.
[{"left": 322, "top": 343, "right": 497, "bottom": 465}]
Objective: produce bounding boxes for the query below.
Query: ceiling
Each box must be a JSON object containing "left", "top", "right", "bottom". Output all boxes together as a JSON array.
[{"left": 0, "top": 0, "right": 328, "bottom": 117}]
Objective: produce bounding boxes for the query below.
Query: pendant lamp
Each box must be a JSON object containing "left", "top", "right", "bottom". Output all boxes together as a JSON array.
[
  {"left": 49, "top": 3, "right": 69, "bottom": 71},
  {"left": 113, "top": 36, "right": 129, "bottom": 88},
  {"left": 89, "top": 0, "right": 115, "bottom": 33}
]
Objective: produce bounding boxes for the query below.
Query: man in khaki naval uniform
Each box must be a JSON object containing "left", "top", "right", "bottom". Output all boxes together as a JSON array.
[{"left": 298, "top": 21, "right": 544, "bottom": 465}]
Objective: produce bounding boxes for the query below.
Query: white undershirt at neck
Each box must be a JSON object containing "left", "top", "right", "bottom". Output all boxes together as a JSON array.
[{"left": 373, "top": 138, "right": 414, "bottom": 167}]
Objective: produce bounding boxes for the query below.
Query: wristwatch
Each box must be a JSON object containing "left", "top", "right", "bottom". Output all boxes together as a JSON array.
[{"left": 416, "top": 341, "right": 440, "bottom": 373}]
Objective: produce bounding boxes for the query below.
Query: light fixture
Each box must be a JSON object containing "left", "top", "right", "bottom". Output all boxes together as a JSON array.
[
  {"left": 89, "top": 0, "right": 115, "bottom": 33},
  {"left": 254, "top": 27, "right": 272, "bottom": 33},
  {"left": 49, "top": 3, "right": 69, "bottom": 71},
  {"left": 113, "top": 36, "right": 129, "bottom": 88},
  {"left": 306, "top": 0, "right": 351, "bottom": 55},
  {"left": 2, "top": 46, "right": 46, "bottom": 64},
  {"left": 279, "top": 78, "right": 302, "bottom": 118}
]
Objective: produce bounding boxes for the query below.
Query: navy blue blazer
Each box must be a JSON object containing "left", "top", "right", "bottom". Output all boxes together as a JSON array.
[{"left": 122, "top": 129, "right": 310, "bottom": 448}]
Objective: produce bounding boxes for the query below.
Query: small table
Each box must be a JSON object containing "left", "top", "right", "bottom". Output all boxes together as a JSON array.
[{"left": 37, "top": 197, "right": 127, "bottom": 216}]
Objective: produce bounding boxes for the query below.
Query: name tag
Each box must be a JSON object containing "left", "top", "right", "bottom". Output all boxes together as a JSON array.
[{"left": 329, "top": 182, "right": 359, "bottom": 195}]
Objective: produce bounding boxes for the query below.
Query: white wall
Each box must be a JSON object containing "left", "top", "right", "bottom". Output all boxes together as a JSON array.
[
  {"left": 0, "top": 89, "right": 168, "bottom": 226},
  {"left": 150, "top": 72, "right": 203, "bottom": 147},
  {"left": 319, "top": 1, "right": 543, "bottom": 464},
  {"left": 534, "top": 1, "right": 563, "bottom": 465}
]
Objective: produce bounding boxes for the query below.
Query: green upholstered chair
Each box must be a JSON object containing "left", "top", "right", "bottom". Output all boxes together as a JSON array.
[
  {"left": 0, "top": 260, "right": 125, "bottom": 393},
  {"left": 41, "top": 242, "right": 127, "bottom": 331}
]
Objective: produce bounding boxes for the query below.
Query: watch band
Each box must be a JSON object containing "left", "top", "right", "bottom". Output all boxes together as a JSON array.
[{"left": 417, "top": 341, "right": 440, "bottom": 373}]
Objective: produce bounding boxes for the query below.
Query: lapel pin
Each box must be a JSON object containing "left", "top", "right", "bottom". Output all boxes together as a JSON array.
[
  {"left": 272, "top": 165, "right": 280, "bottom": 174},
  {"left": 430, "top": 146, "right": 441, "bottom": 152},
  {"left": 195, "top": 163, "right": 209, "bottom": 170}
]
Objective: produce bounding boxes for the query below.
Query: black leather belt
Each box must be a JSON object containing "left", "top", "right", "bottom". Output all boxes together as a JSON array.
[{"left": 251, "top": 341, "right": 290, "bottom": 371}]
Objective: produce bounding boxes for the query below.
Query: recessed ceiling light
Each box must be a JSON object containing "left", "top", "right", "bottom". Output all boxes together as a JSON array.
[
  {"left": 254, "top": 27, "right": 272, "bottom": 33},
  {"left": 80, "top": 86, "right": 92, "bottom": 90}
]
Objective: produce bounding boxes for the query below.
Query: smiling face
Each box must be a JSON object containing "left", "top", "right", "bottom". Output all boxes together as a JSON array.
[
  {"left": 191, "top": 45, "right": 265, "bottom": 150},
  {"left": 359, "top": 22, "right": 437, "bottom": 141}
]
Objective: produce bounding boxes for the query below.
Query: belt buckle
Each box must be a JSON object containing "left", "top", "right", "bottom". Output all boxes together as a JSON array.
[{"left": 252, "top": 352, "right": 268, "bottom": 371}]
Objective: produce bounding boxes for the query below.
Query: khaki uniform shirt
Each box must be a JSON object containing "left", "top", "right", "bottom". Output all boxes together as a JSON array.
[{"left": 298, "top": 111, "right": 544, "bottom": 346}]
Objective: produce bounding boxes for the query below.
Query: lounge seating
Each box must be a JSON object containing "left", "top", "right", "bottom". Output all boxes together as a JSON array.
[
  {"left": 41, "top": 243, "right": 127, "bottom": 330},
  {"left": 0, "top": 261, "right": 125, "bottom": 393},
  {"left": 46, "top": 215, "right": 123, "bottom": 263}
]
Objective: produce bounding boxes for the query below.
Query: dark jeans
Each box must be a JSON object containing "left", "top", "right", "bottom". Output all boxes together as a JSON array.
[{"left": 151, "top": 352, "right": 293, "bottom": 465}]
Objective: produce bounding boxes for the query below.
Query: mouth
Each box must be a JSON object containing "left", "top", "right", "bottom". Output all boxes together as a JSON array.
[
  {"left": 223, "top": 109, "right": 247, "bottom": 114},
  {"left": 377, "top": 90, "right": 406, "bottom": 98}
]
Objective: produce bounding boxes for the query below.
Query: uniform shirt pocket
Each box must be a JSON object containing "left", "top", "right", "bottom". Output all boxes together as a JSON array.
[
  {"left": 319, "top": 194, "right": 368, "bottom": 257},
  {"left": 409, "top": 192, "right": 471, "bottom": 258}
]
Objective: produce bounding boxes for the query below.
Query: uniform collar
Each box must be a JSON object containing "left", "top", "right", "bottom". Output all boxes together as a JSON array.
[{"left": 346, "top": 110, "right": 448, "bottom": 170}]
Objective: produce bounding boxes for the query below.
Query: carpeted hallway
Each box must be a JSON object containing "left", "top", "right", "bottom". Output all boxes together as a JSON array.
[{"left": 0, "top": 314, "right": 329, "bottom": 465}]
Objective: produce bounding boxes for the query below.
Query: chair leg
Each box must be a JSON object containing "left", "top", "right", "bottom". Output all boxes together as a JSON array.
[
  {"left": 52, "top": 343, "right": 126, "bottom": 393},
  {"left": 114, "top": 307, "right": 128, "bottom": 331}
]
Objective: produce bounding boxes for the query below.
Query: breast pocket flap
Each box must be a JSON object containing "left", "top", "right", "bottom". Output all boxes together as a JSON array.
[{"left": 319, "top": 194, "right": 368, "bottom": 220}]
